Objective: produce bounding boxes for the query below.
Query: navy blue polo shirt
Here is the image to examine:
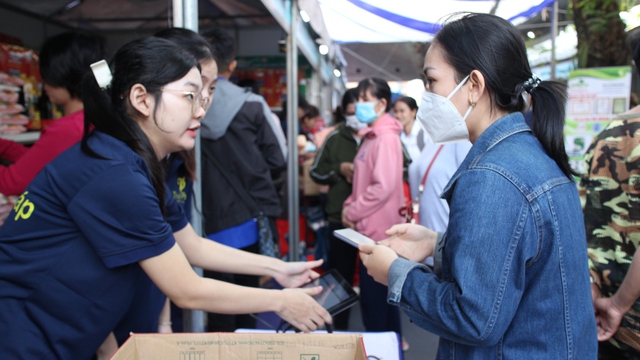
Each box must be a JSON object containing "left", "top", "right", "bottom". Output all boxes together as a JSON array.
[{"left": 0, "top": 131, "right": 188, "bottom": 359}]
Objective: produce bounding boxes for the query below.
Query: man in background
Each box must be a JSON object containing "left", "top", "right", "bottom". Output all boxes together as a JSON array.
[
  {"left": 581, "top": 40, "right": 640, "bottom": 359},
  {"left": 200, "top": 27, "right": 286, "bottom": 332}
]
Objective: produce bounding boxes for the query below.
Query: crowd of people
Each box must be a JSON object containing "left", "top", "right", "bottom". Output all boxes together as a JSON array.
[{"left": 0, "top": 10, "right": 639, "bottom": 360}]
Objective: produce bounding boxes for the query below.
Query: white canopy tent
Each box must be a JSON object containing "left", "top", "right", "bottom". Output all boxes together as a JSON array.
[
  {"left": 313, "top": 0, "right": 565, "bottom": 83},
  {"left": 318, "top": 0, "right": 558, "bottom": 44}
]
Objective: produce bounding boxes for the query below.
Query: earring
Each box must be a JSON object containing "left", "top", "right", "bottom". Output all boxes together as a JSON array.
[{"left": 469, "top": 99, "right": 476, "bottom": 107}]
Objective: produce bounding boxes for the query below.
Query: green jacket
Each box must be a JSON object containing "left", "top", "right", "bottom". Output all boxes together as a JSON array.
[{"left": 309, "top": 124, "right": 359, "bottom": 223}]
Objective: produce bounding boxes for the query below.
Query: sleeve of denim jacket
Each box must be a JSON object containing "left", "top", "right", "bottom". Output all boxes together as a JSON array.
[{"left": 387, "top": 169, "right": 533, "bottom": 347}]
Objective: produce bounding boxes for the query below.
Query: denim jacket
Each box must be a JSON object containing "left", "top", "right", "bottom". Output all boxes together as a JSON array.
[{"left": 388, "top": 112, "right": 597, "bottom": 359}]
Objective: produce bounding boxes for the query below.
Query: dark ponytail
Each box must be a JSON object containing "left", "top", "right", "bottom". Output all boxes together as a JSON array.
[
  {"left": 81, "top": 37, "right": 199, "bottom": 215},
  {"left": 528, "top": 81, "right": 575, "bottom": 177},
  {"left": 435, "top": 13, "right": 576, "bottom": 179}
]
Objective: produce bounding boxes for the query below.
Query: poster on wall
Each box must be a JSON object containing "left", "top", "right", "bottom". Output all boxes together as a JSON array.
[{"left": 564, "top": 66, "right": 632, "bottom": 174}]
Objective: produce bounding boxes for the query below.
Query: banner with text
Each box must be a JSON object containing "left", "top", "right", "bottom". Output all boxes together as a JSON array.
[{"left": 564, "top": 66, "right": 632, "bottom": 174}]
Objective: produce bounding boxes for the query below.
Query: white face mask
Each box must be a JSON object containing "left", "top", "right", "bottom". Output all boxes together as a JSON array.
[
  {"left": 417, "top": 75, "right": 473, "bottom": 144},
  {"left": 345, "top": 114, "right": 367, "bottom": 131}
]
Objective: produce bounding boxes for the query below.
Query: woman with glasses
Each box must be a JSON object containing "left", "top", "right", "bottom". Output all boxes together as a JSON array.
[{"left": 0, "top": 37, "right": 331, "bottom": 359}]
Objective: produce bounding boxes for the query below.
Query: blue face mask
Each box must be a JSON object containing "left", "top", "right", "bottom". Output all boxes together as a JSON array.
[{"left": 355, "top": 101, "right": 381, "bottom": 124}]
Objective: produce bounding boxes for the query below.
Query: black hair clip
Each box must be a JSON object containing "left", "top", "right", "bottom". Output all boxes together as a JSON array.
[{"left": 523, "top": 74, "right": 541, "bottom": 94}]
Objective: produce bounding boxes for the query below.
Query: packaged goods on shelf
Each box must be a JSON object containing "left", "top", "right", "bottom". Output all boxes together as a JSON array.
[
  {"left": 0, "top": 124, "right": 27, "bottom": 134},
  {"left": 0, "top": 84, "right": 19, "bottom": 103},
  {"left": 0, "top": 42, "right": 44, "bottom": 134},
  {"left": 0, "top": 102, "right": 24, "bottom": 115},
  {"left": 0, "top": 113, "right": 29, "bottom": 125}
]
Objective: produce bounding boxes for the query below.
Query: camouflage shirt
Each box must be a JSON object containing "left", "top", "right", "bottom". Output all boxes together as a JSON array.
[{"left": 580, "top": 112, "right": 640, "bottom": 354}]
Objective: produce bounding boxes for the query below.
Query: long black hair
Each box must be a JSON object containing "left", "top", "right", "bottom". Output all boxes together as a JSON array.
[
  {"left": 154, "top": 27, "right": 216, "bottom": 64},
  {"left": 154, "top": 27, "right": 216, "bottom": 181},
  {"left": 80, "top": 37, "right": 199, "bottom": 214},
  {"left": 435, "top": 13, "right": 575, "bottom": 178},
  {"left": 39, "top": 31, "right": 105, "bottom": 100}
]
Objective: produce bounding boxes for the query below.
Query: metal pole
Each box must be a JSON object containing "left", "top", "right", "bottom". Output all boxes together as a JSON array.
[
  {"left": 172, "top": 0, "right": 183, "bottom": 28},
  {"left": 287, "top": 0, "right": 300, "bottom": 262},
  {"left": 174, "top": 0, "right": 205, "bottom": 333},
  {"left": 550, "top": 0, "right": 558, "bottom": 80},
  {"left": 184, "top": 0, "right": 198, "bottom": 31}
]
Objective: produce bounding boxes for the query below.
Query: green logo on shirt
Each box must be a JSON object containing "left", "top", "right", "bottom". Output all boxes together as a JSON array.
[{"left": 13, "top": 191, "right": 35, "bottom": 221}]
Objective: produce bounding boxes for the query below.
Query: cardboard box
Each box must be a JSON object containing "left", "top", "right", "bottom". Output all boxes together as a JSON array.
[{"left": 111, "top": 332, "right": 366, "bottom": 360}]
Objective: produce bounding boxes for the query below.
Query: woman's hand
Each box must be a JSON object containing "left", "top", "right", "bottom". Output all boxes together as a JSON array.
[
  {"left": 341, "top": 206, "right": 355, "bottom": 229},
  {"left": 273, "top": 259, "right": 323, "bottom": 288},
  {"left": 381, "top": 224, "right": 437, "bottom": 262},
  {"left": 359, "top": 243, "right": 398, "bottom": 286},
  {"left": 276, "top": 287, "right": 333, "bottom": 332}
]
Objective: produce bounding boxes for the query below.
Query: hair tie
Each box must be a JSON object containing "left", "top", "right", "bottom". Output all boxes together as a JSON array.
[
  {"left": 90, "top": 60, "right": 112, "bottom": 90},
  {"left": 523, "top": 74, "right": 541, "bottom": 94}
]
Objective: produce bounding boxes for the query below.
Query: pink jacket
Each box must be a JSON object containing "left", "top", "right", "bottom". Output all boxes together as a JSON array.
[
  {"left": 0, "top": 110, "right": 84, "bottom": 195},
  {"left": 344, "top": 113, "right": 404, "bottom": 241}
]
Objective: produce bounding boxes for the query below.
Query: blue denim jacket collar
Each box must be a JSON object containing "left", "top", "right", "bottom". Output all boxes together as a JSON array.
[{"left": 441, "top": 112, "right": 531, "bottom": 200}]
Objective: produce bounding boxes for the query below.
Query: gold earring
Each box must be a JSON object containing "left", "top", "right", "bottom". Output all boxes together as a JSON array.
[{"left": 469, "top": 99, "right": 476, "bottom": 107}]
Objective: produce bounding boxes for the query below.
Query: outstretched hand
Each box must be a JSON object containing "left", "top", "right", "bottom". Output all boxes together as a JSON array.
[
  {"left": 274, "top": 259, "right": 323, "bottom": 288},
  {"left": 380, "top": 223, "right": 437, "bottom": 262},
  {"left": 276, "top": 286, "right": 332, "bottom": 333}
]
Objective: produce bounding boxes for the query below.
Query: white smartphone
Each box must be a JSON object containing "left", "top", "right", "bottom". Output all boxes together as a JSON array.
[{"left": 333, "top": 228, "right": 377, "bottom": 248}]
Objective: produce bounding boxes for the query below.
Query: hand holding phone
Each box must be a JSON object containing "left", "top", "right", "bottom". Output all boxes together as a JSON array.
[
  {"left": 333, "top": 228, "right": 376, "bottom": 248},
  {"left": 335, "top": 228, "right": 410, "bottom": 261}
]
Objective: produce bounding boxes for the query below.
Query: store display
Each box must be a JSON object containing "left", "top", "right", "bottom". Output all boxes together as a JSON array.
[
  {"left": 234, "top": 56, "right": 309, "bottom": 109},
  {"left": 0, "top": 42, "right": 52, "bottom": 136},
  {"left": 0, "top": 73, "right": 28, "bottom": 134}
]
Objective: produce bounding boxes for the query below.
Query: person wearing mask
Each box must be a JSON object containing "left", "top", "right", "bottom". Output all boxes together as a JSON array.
[
  {"left": 199, "top": 27, "right": 287, "bottom": 332},
  {"left": 309, "top": 88, "right": 363, "bottom": 330},
  {"left": 0, "top": 37, "right": 331, "bottom": 359},
  {"left": 407, "top": 112, "right": 471, "bottom": 234},
  {"left": 0, "top": 31, "right": 104, "bottom": 196},
  {"left": 359, "top": 13, "right": 597, "bottom": 359},
  {"left": 581, "top": 40, "right": 640, "bottom": 359},
  {"left": 342, "top": 78, "right": 405, "bottom": 339}
]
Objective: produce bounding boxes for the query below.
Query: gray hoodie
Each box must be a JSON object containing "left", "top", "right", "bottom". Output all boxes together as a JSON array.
[{"left": 201, "top": 79, "right": 287, "bottom": 158}]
